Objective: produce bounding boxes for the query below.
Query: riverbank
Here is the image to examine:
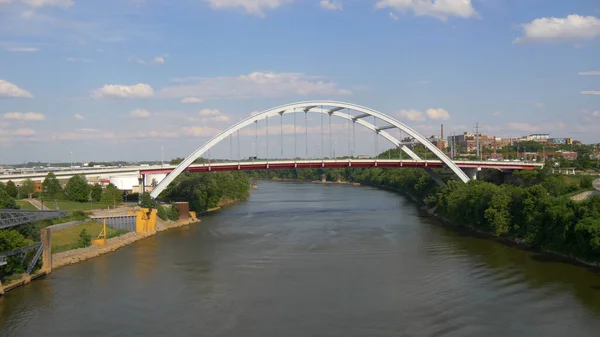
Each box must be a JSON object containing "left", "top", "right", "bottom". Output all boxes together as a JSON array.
[
  {"left": 264, "top": 177, "right": 600, "bottom": 270},
  {"left": 371, "top": 182, "right": 600, "bottom": 270},
  {"left": 0, "top": 216, "right": 200, "bottom": 296},
  {"left": 52, "top": 216, "right": 199, "bottom": 270}
]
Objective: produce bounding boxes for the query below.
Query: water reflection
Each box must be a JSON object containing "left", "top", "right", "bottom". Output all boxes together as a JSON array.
[{"left": 1, "top": 181, "right": 600, "bottom": 337}]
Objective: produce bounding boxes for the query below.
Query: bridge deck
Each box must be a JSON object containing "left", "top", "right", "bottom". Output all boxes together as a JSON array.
[{"left": 140, "top": 159, "right": 541, "bottom": 175}]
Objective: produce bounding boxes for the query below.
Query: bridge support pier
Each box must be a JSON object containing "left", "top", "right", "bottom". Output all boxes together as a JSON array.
[
  {"left": 138, "top": 174, "right": 146, "bottom": 193},
  {"left": 41, "top": 227, "right": 52, "bottom": 273},
  {"left": 463, "top": 168, "right": 479, "bottom": 180}
]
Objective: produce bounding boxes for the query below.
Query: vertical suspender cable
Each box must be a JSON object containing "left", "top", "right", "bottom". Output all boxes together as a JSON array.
[
  {"left": 329, "top": 112, "right": 332, "bottom": 158},
  {"left": 255, "top": 120, "right": 258, "bottom": 159},
  {"left": 229, "top": 134, "right": 232, "bottom": 161},
  {"left": 294, "top": 109, "right": 297, "bottom": 159},
  {"left": 305, "top": 111, "right": 308, "bottom": 158},
  {"left": 399, "top": 128, "right": 402, "bottom": 160},
  {"left": 374, "top": 117, "right": 378, "bottom": 158},
  {"left": 347, "top": 109, "right": 350, "bottom": 157},
  {"left": 237, "top": 130, "right": 240, "bottom": 164},
  {"left": 352, "top": 121, "right": 356, "bottom": 158},
  {"left": 320, "top": 106, "right": 324, "bottom": 159},
  {"left": 280, "top": 112, "right": 283, "bottom": 158},
  {"left": 266, "top": 116, "right": 269, "bottom": 162}
]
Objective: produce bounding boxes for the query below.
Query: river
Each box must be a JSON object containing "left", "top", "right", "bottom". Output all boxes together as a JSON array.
[{"left": 2, "top": 181, "right": 600, "bottom": 336}]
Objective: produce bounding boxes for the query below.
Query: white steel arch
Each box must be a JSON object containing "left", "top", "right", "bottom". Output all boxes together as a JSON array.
[{"left": 150, "top": 101, "right": 470, "bottom": 198}]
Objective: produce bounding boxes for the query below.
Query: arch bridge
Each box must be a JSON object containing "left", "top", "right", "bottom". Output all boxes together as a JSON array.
[{"left": 150, "top": 101, "right": 529, "bottom": 198}]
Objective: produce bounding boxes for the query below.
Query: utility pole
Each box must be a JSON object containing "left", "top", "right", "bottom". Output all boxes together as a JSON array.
[
  {"left": 161, "top": 145, "right": 164, "bottom": 167},
  {"left": 475, "top": 122, "right": 480, "bottom": 161}
]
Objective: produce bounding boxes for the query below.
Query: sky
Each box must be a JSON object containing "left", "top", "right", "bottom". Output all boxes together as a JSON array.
[{"left": 0, "top": 0, "right": 599, "bottom": 164}]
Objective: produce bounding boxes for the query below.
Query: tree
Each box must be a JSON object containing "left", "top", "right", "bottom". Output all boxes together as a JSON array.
[
  {"left": 78, "top": 229, "right": 91, "bottom": 248},
  {"left": 42, "top": 172, "right": 63, "bottom": 199},
  {"left": 91, "top": 184, "right": 102, "bottom": 202},
  {"left": 151, "top": 178, "right": 158, "bottom": 188},
  {"left": 19, "top": 179, "right": 35, "bottom": 198},
  {"left": 0, "top": 188, "right": 19, "bottom": 209},
  {"left": 100, "top": 183, "right": 123, "bottom": 207},
  {"left": 64, "top": 175, "right": 90, "bottom": 202},
  {"left": 5, "top": 180, "right": 18, "bottom": 198},
  {"left": 170, "top": 158, "right": 184, "bottom": 165},
  {"left": 139, "top": 192, "right": 157, "bottom": 208}
]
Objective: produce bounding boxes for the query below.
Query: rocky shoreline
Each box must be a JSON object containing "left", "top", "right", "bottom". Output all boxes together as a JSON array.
[{"left": 51, "top": 217, "right": 199, "bottom": 270}]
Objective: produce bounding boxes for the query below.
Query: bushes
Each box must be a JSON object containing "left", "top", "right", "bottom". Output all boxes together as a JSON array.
[
  {"left": 157, "top": 204, "right": 179, "bottom": 221},
  {"left": 162, "top": 172, "right": 250, "bottom": 212},
  {"left": 78, "top": 229, "right": 91, "bottom": 248}
]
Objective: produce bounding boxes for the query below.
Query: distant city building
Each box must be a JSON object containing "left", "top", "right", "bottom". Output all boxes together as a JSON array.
[
  {"left": 522, "top": 133, "right": 550, "bottom": 142},
  {"left": 447, "top": 132, "right": 511, "bottom": 152},
  {"left": 556, "top": 150, "right": 578, "bottom": 160}
]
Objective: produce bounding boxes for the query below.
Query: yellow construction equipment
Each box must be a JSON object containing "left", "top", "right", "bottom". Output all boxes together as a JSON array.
[{"left": 91, "top": 219, "right": 107, "bottom": 246}]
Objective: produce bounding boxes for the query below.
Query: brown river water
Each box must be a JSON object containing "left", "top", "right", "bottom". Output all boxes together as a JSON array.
[{"left": 1, "top": 181, "right": 600, "bottom": 336}]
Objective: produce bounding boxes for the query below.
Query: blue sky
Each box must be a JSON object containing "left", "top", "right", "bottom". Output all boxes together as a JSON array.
[{"left": 1, "top": 0, "right": 599, "bottom": 164}]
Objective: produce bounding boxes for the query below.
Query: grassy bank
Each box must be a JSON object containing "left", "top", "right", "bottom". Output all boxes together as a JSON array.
[
  {"left": 15, "top": 200, "right": 39, "bottom": 210},
  {"left": 51, "top": 221, "right": 128, "bottom": 253}
]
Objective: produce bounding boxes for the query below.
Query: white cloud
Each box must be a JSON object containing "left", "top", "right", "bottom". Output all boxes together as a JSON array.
[
  {"left": 514, "top": 15, "right": 600, "bottom": 44},
  {"left": 181, "top": 97, "right": 203, "bottom": 104},
  {"left": 579, "top": 71, "right": 600, "bottom": 76},
  {"left": 180, "top": 125, "right": 222, "bottom": 137},
  {"left": 199, "top": 108, "right": 221, "bottom": 116},
  {"left": 73, "top": 113, "right": 84, "bottom": 120},
  {"left": 397, "top": 108, "right": 450, "bottom": 121},
  {"left": 92, "top": 83, "right": 155, "bottom": 99},
  {"left": 320, "top": 0, "right": 342, "bottom": 10},
  {"left": 66, "top": 57, "right": 93, "bottom": 63},
  {"left": 582, "top": 91, "right": 600, "bottom": 95},
  {"left": 7, "top": 47, "right": 39, "bottom": 52},
  {"left": 20, "top": 11, "right": 35, "bottom": 19},
  {"left": 129, "top": 55, "right": 167, "bottom": 65},
  {"left": 376, "top": 0, "right": 477, "bottom": 21},
  {"left": 425, "top": 108, "right": 450, "bottom": 120},
  {"left": 534, "top": 102, "right": 545, "bottom": 109},
  {"left": 389, "top": 11, "right": 398, "bottom": 21},
  {"left": 18, "top": 0, "right": 73, "bottom": 7},
  {"left": 0, "top": 79, "right": 33, "bottom": 98},
  {"left": 0, "top": 128, "right": 36, "bottom": 137},
  {"left": 52, "top": 129, "right": 117, "bottom": 141},
  {"left": 397, "top": 109, "right": 426, "bottom": 121},
  {"left": 3, "top": 112, "right": 45, "bottom": 121},
  {"left": 583, "top": 110, "right": 600, "bottom": 121},
  {"left": 204, "top": 0, "right": 293, "bottom": 17},
  {"left": 129, "top": 108, "right": 150, "bottom": 118},
  {"left": 188, "top": 114, "right": 230, "bottom": 123},
  {"left": 161, "top": 72, "right": 352, "bottom": 100}
]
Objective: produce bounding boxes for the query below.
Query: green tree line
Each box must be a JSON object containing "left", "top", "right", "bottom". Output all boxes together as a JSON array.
[
  {"left": 248, "top": 166, "right": 600, "bottom": 263},
  {"left": 159, "top": 171, "right": 250, "bottom": 212}
]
